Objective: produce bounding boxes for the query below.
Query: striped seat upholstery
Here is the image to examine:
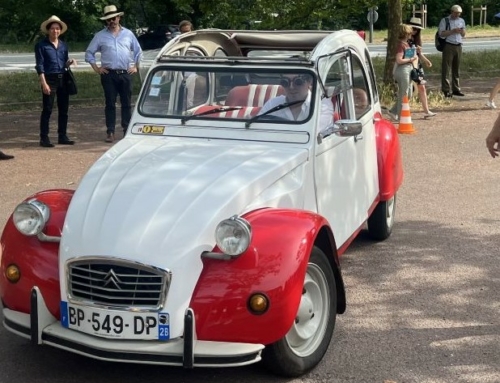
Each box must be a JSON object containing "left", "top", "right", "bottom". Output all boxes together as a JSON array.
[
  {"left": 193, "top": 105, "right": 261, "bottom": 118},
  {"left": 225, "top": 84, "right": 285, "bottom": 107}
]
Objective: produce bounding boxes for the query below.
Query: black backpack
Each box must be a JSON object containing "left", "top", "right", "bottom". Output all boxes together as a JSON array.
[{"left": 435, "top": 17, "right": 451, "bottom": 52}]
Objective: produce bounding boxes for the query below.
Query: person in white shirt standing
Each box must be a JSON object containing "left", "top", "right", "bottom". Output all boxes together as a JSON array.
[
  {"left": 439, "top": 4, "right": 466, "bottom": 98},
  {"left": 85, "top": 5, "right": 142, "bottom": 143}
]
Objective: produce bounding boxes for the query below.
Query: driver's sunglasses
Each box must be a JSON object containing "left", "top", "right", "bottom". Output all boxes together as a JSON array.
[{"left": 280, "top": 76, "right": 307, "bottom": 88}]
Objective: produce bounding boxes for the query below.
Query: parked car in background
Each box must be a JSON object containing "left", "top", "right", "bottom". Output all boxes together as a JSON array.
[
  {"left": 137, "top": 24, "right": 180, "bottom": 50},
  {"left": 1, "top": 29, "right": 403, "bottom": 377}
]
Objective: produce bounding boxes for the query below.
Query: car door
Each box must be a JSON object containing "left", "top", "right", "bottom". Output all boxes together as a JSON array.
[{"left": 314, "top": 50, "right": 378, "bottom": 249}]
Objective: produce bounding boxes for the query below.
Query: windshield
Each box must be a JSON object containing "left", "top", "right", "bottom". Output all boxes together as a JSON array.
[{"left": 139, "top": 67, "right": 317, "bottom": 124}]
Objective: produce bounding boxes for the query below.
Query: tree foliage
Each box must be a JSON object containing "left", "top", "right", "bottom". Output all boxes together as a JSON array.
[{"left": 1, "top": 0, "right": 497, "bottom": 86}]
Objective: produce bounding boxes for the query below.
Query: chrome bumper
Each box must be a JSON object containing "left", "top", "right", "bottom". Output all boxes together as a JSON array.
[{"left": 2, "top": 287, "right": 263, "bottom": 368}]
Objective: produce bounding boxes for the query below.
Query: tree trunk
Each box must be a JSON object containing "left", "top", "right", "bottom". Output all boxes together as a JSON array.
[{"left": 383, "top": 0, "right": 402, "bottom": 84}]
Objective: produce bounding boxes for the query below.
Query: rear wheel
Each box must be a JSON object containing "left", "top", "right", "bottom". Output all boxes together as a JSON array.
[
  {"left": 262, "top": 246, "right": 337, "bottom": 377},
  {"left": 367, "top": 194, "right": 396, "bottom": 240}
]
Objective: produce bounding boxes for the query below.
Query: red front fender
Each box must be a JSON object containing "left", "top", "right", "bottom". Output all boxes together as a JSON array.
[
  {"left": 190, "top": 208, "right": 337, "bottom": 345},
  {"left": 0, "top": 189, "right": 74, "bottom": 318},
  {"left": 374, "top": 113, "right": 404, "bottom": 200}
]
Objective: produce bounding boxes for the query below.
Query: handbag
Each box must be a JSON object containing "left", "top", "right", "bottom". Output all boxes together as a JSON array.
[{"left": 65, "top": 68, "right": 78, "bottom": 96}]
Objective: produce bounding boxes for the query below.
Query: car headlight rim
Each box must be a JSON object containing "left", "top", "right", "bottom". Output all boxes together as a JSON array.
[
  {"left": 12, "top": 199, "right": 50, "bottom": 236},
  {"left": 215, "top": 216, "right": 251, "bottom": 257}
]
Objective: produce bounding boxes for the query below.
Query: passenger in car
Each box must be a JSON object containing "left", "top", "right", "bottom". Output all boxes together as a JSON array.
[
  {"left": 353, "top": 88, "right": 369, "bottom": 117},
  {"left": 185, "top": 73, "right": 207, "bottom": 108}
]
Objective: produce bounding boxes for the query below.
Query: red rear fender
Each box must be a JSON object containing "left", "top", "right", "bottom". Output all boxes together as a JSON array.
[{"left": 374, "top": 113, "right": 404, "bottom": 200}]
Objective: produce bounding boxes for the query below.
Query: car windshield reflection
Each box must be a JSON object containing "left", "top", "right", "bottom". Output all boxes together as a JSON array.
[{"left": 139, "top": 67, "right": 317, "bottom": 124}]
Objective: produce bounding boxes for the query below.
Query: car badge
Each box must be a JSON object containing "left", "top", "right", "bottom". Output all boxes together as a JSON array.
[{"left": 102, "top": 269, "right": 123, "bottom": 290}]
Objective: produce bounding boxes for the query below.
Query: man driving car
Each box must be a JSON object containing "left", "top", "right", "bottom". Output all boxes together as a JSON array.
[{"left": 259, "top": 73, "right": 334, "bottom": 129}]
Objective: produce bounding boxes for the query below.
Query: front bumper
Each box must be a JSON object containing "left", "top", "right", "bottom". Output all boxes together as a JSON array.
[{"left": 2, "top": 287, "right": 263, "bottom": 367}]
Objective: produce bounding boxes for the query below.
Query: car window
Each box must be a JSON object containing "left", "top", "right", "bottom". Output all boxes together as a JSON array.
[
  {"left": 349, "top": 55, "right": 371, "bottom": 119},
  {"left": 364, "top": 48, "right": 379, "bottom": 104},
  {"left": 323, "top": 54, "right": 351, "bottom": 121},
  {"left": 139, "top": 67, "right": 317, "bottom": 125}
]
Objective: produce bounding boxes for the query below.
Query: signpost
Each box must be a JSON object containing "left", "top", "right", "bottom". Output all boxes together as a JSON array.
[{"left": 367, "top": 6, "right": 378, "bottom": 43}]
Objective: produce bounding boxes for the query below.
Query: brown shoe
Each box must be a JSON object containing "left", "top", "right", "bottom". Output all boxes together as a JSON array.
[
  {"left": 105, "top": 133, "right": 114, "bottom": 143},
  {"left": 0, "top": 150, "right": 14, "bottom": 160}
]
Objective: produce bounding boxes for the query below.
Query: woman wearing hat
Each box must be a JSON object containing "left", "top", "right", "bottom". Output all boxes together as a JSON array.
[
  {"left": 35, "top": 15, "right": 76, "bottom": 147},
  {"left": 85, "top": 5, "right": 142, "bottom": 143},
  {"left": 408, "top": 17, "right": 437, "bottom": 118}
]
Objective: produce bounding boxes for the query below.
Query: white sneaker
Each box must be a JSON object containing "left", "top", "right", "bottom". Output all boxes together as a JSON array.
[
  {"left": 486, "top": 100, "right": 497, "bottom": 109},
  {"left": 385, "top": 110, "right": 398, "bottom": 122},
  {"left": 424, "top": 111, "right": 437, "bottom": 118}
]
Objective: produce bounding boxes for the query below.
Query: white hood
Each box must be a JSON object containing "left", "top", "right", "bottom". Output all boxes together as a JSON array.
[{"left": 59, "top": 136, "right": 308, "bottom": 337}]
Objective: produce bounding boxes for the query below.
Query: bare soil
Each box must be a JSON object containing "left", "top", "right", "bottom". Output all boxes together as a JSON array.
[{"left": 0, "top": 77, "right": 497, "bottom": 229}]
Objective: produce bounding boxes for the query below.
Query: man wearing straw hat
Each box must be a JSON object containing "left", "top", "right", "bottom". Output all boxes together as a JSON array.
[
  {"left": 85, "top": 5, "right": 142, "bottom": 143},
  {"left": 35, "top": 15, "right": 77, "bottom": 147}
]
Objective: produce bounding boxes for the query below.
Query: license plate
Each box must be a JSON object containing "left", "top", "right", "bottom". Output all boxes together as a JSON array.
[{"left": 60, "top": 301, "right": 170, "bottom": 340}]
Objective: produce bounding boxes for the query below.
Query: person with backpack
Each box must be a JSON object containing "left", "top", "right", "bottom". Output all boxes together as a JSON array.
[{"left": 439, "top": 4, "right": 466, "bottom": 98}]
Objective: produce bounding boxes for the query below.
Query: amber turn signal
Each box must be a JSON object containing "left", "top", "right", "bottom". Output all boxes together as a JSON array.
[
  {"left": 5, "top": 264, "right": 21, "bottom": 283},
  {"left": 248, "top": 293, "right": 269, "bottom": 314}
]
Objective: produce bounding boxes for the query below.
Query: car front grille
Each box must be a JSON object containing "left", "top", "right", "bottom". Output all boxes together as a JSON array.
[{"left": 67, "top": 259, "right": 171, "bottom": 310}]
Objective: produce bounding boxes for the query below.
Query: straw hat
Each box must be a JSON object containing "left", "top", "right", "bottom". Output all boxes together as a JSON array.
[
  {"left": 451, "top": 5, "right": 463, "bottom": 13},
  {"left": 40, "top": 15, "right": 67, "bottom": 35},
  {"left": 100, "top": 5, "right": 124, "bottom": 20},
  {"left": 408, "top": 17, "right": 424, "bottom": 29}
]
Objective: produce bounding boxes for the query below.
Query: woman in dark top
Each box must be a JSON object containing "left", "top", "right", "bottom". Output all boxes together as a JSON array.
[{"left": 35, "top": 15, "right": 76, "bottom": 147}]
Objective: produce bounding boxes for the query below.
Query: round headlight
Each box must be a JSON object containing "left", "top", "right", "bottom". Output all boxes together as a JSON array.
[
  {"left": 215, "top": 216, "right": 251, "bottom": 257},
  {"left": 12, "top": 199, "right": 50, "bottom": 236}
]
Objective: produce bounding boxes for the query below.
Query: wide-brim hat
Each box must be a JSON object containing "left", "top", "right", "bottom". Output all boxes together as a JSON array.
[
  {"left": 100, "top": 5, "right": 124, "bottom": 20},
  {"left": 408, "top": 17, "right": 424, "bottom": 29},
  {"left": 40, "top": 15, "right": 68, "bottom": 35}
]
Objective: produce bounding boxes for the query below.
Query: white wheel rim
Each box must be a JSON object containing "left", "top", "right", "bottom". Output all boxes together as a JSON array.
[
  {"left": 386, "top": 196, "right": 396, "bottom": 229},
  {"left": 285, "top": 263, "right": 330, "bottom": 357}
]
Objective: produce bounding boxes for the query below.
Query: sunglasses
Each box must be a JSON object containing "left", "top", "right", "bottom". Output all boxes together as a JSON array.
[
  {"left": 106, "top": 16, "right": 118, "bottom": 22},
  {"left": 280, "top": 76, "right": 307, "bottom": 88}
]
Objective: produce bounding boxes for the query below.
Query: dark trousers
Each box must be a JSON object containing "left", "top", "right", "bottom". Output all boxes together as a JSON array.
[
  {"left": 40, "top": 73, "right": 69, "bottom": 140},
  {"left": 441, "top": 43, "right": 462, "bottom": 93},
  {"left": 100, "top": 72, "right": 132, "bottom": 135}
]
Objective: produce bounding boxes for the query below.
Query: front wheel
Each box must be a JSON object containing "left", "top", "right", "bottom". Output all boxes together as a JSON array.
[
  {"left": 367, "top": 194, "right": 396, "bottom": 241},
  {"left": 262, "top": 246, "right": 337, "bottom": 377}
]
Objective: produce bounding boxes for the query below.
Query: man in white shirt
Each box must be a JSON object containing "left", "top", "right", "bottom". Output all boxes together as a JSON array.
[
  {"left": 439, "top": 4, "right": 466, "bottom": 97},
  {"left": 259, "top": 74, "right": 334, "bottom": 129}
]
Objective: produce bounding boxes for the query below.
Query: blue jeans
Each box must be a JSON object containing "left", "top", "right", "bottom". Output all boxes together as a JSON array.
[{"left": 100, "top": 71, "right": 133, "bottom": 135}]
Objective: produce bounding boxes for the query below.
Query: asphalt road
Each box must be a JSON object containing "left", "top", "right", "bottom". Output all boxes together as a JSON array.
[
  {"left": 0, "top": 93, "right": 499, "bottom": 382},
  {"left": 1, "top": 37, "right": 499, "bottom": 72}
]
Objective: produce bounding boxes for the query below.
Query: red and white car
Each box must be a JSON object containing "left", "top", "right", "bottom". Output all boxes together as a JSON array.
[{"left": 0, "top": 30, "right": 403, "bottom": 377}]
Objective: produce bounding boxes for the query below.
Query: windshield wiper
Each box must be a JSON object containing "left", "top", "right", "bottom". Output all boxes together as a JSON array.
[
  {"left": 245, "top": 99, "right": 306, "bottom": 128},
  {"left": 181, "top": 106, "right": 243, "bottom": 124}
]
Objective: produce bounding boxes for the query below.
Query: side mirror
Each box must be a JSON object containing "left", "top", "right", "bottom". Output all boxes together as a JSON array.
[{"left": 317, "top": 119, "right": 363, "bottom": 144}]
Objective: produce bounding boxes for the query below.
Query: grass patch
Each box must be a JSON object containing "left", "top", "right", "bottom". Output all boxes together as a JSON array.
[
  {"left": 372, "top": 49, "right": 500, "bottom": 109},
  {"left": 2, "top": 49, "right": 500, "bottom": 112},
  {"left": 0, "top": 71, "right": 141, "bottom": 111}
]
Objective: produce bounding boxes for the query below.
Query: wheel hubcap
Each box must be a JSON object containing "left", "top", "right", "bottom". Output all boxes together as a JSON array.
[
  {"left": 386, "top": 195, "right": 396, "bottom": 228},
  {"left": 285, "top": 263, "right": 329, "bottom": 357}
]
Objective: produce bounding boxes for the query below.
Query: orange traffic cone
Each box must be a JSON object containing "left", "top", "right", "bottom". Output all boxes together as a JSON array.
[{"left": 398, "top": 95, "right": 415, "bottom": 134}]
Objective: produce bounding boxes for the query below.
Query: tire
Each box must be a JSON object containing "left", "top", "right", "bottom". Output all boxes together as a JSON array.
[
  {"left": 367, "top": 194, "right": 396, "bottom": 241},
  {"left": 262, "top": 246, "right": 337, "bottom": 377}
]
